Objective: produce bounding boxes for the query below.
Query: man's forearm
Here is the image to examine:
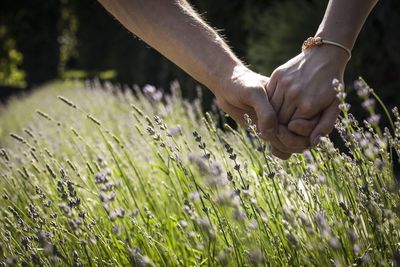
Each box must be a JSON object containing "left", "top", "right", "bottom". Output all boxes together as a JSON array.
[
  {"left": 316, "top": 0, "right": 378, "bottom": 50},
  {"left": 98, "top": 0, "right": 243, "bottom": 94}
]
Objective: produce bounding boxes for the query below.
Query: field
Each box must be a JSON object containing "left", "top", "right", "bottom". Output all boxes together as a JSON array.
[{"left": 0, "top": 80, "right": 399, "bottom": 266}]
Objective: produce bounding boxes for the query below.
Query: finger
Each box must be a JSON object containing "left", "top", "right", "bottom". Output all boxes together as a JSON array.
[
  {"left": 218, "top": 96, "right": 300, "bottom": 154},
  {"left": 278, "top": 99, "right": 297, "bottom": 125},
  {"left": 274, "top": 83, "right": 297, "bottom": 125},
  {"left": 266, "top": 71, "right": 279, "bottom": 99},
  {"left": 267, "top": 125, "right": 305, "bottom": 153},
  {"left": 221, "top": 94, "right": 305, "bottom": 154},
  {"left": 248, "top": 89, "right": 278, "bottom": 140},
  {"left": 287, "top": 115, "right": 320, "bottom": 137},
  {"left": 217, "top": 99, "right": 302, "bottom": 156},
  {"left": 219, "top": 99, "right": 299, "bottom": 154},
  {"left": 271, "top": 146, "right": 292, "bottom": 160},
  {"left": 269, "top": 81, "right": 284, "bottom": 117},
  {"left": 277, "top": 124, "right": 310, "bottom": 150},
  {"left": 217, "top": 98, "right": 258, "bottom": 128},
  {"left": 310, "top": 101, "right": 340, "bottom": 146},
  {"left": 222, "top": 98, "right": 300, "bottom": 154}
]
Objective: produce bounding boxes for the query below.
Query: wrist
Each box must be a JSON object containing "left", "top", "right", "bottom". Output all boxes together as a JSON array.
[
  {"left": 315, "top": 28, "right": 355, "bottom": 50},
  {"left": 303, "top": 44, "right": 348, "bottom": 71},
  {"left": 303, "top": 36, "right": 351, "bottom": 61},
  {"left": 208, "top": 59, "right": 246, "bottom": 96}
]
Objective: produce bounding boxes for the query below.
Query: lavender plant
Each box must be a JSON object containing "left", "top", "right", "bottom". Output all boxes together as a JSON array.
[{"left": 0, "top": 78, "right": 399, "bottom": 266}]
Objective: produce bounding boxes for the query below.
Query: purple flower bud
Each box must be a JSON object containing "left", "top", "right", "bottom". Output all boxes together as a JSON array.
[
  {"left": 332, "top": 78, "right": 340, "bottom": 87},
  {"left": 143, "top": 84, "right": 156, "bottom": 94},
  {"left": 367, "top": 114, "right": 381, "bottom": 126},
  {"left": 152, "top": 90, "right": 163, "bottom": 101},
  {"left": 362, "top": 99, "right": 375, "bottom": 110},
  {"left": 167, "top": 125, "right": 182, "bottom": 136}
]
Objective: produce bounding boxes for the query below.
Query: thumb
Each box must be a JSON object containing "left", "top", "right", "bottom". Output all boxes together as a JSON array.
[
  {"left": 310, "top": 101, "right": 340, "bottom": 146},
  {"left": 287, "top": 115, "right": 320, "bottom": 137},
  {"left": 249, "top": 89, "right": 278, "bottom": 140}
]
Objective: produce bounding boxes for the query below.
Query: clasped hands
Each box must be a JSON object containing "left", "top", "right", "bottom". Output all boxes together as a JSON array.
[{"left": 215, "top": 47, "right": 347, "bottom": 159}]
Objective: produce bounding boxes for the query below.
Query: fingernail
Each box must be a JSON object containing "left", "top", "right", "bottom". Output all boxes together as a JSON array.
[{"left": 312, "top": 135, "right": 321, "bottom": 146}]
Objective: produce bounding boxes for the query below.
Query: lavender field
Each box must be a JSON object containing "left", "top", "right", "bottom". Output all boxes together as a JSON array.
[{"left": 0, "top": 79, "right": 399, "bottom": 266}]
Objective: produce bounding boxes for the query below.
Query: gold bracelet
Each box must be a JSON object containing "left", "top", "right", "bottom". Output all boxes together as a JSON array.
[{"left": 302, "top": 37, "right": 352, "bottom": 60}]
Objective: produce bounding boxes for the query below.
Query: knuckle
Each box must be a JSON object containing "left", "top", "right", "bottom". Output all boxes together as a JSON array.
[
  {"left": 272, "top": 68, "right": 283, "bottom": 78},
  {"left": 286, "top": 86, "right": 302, "bottom": 102},
  {"left": 299, "top": 101, "right": 315, "bottom": 116},
  {"left": 261, "top": 112, "right": 276, "bottom": 125},
  {"left": 279, "top": 77, "right": 292, "bottom": 88}
]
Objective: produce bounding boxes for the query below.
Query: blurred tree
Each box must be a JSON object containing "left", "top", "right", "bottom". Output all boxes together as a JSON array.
[
  {"left": 0, "top": 0, "right": 60, "bottom": 87},
  {"left": 247, "top": 0, "right": 400, "bottom": 114},
  {"left": 66, "top": 0, "right": 274, "bottom": 101},
  {"left": 0, "top": 26, "right": 26, "bottom": 88},
  {"left": 246, "top": 0, "right": 400, "bottom": 151},
  {"left": 58, "top": 0, "right": 79, "bottom": 75},
  {"left": 0, "top": 0, "right": 399, "bottom": 115},
  {"left": 67, "top": 0, "right": 197, "bottom": 96},
  {"left": 348, "top": 0, "right": 400, "bottom": 109},
  {"left": 247, "top": 0, "right": 326, "bottom": 75}
]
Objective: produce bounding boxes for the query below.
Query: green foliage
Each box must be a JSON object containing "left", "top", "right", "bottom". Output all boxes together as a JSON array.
[
  {"left": 246, "top": 0, "right": 400, "bottom": 114},
  {"left": 1, "top": 0, "right": 399, "bottom": 117},
  {"left": 247, "top": 0, "right": 327, "bottom": 75},
  {"left": 347, "top": 0, "right": 400, "bottom": 109},
  {"left": 0, "top": 26, "right": 26, "bottom": 88},
  {"left": 0, "top": 0, "right": 60, "bottom": 86},
  {"left": 0, "top": 80, "right": 399, "bottom": 266},
  {"left": 244, "top": 0, "right": 400, "bottom": 135},
  {"left": 58, "top": 0, "right": 79, "bottom": 76}
]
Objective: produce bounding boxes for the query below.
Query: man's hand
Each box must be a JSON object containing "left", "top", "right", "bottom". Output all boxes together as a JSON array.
[{"left": 213, "top": 65, "right": 276, "bottom": 138}]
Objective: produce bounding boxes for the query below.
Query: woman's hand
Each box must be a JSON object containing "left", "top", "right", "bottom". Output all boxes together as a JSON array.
[{"left": 267, "top": 45, "right": 347, "bottom": 156}]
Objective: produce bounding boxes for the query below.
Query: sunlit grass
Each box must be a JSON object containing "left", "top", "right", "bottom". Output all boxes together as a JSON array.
[{"left": 0, "top": 79, "right": 399, "bottom": 266}]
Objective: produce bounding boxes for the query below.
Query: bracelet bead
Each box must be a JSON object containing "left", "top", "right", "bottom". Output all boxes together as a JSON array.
[{"left": 302, "top": 36, "right": 351, "bottom": 60}]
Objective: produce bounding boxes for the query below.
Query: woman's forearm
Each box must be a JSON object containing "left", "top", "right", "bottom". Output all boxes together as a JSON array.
[
  {"left": 316, "top": 0, "right": 378, "bottom": 50},
  {"left": 97, "top": 0, "right": 243, "bottom": 94}
]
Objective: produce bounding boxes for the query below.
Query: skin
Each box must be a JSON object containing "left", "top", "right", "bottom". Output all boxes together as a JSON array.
[
  {"left": 269, "top": 0, "right": 379, "bottom": 159},
  {"left": 97, "top": 0, "right": 312, "bottom": 147},
  {"left": 97, "top": 0, "right": 377, "bottom": 160}
]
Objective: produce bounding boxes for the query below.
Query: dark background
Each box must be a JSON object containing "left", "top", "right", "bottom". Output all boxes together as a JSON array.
[{"left": 0, "top": 0, "right": 399, "bottom": 121}]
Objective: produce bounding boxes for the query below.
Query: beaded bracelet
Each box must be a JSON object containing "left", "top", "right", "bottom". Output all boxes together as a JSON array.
[{"left": 302, "top": 36, "right": 352, "bottom": 60}]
